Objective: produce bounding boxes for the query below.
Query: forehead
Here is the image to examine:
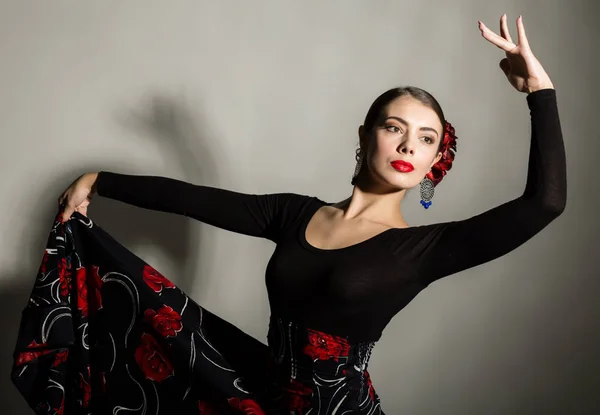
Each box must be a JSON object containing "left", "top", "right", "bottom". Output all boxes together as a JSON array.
[{"left": 383, "top": 96, "right": 442, "bottom": 131}]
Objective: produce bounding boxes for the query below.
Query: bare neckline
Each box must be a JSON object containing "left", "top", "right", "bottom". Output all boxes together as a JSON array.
[{"left": 298, "top": 199, "right": 419, "bottom": 253}]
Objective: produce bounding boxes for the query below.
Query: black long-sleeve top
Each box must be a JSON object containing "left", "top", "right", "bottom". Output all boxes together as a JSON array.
[{"left": 95, "top": 88, "right": 566, "bottom": 343}]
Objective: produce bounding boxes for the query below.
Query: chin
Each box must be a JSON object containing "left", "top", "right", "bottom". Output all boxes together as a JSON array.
[{"left": 370, "top": 171, "right": 417, "bottom": 191}]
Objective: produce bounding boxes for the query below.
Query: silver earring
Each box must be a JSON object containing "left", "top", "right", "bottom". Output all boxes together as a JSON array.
[
  {"left": 420, "top": 175, "right": 435, "bottom": 209},
  {"left": 351, "top": 148, "right": 363, "bottom": 184}
]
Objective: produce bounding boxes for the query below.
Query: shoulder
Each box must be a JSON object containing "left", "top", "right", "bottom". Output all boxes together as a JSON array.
[
  {"left": 385, "top": 221, "right": 455, "bottom": 258},
  {"left": 262, "top": 192, "right": 323, "bottom": 216}
]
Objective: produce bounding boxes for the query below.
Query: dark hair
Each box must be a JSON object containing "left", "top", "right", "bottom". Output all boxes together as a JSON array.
[
  {"left": 362, "top": 86, "right": 446, "bottom": 153},
  {"left": 351, "top": 86, "right": 447, "bottom": 186}
]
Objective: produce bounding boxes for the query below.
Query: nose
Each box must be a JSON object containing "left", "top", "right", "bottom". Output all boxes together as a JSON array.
[{"left": 397, "top": 138, "right": 415, "bottom": 155}]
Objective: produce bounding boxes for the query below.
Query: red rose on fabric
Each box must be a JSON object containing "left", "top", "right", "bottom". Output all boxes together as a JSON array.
[
  {"left": 303, "top": 330, "right": 350, "bottom": 362},
  {"left": 227, "top": 397, "right": 266, "bottom": 415},
  {"left": 79, "top": 366, "right": 91, "bottom": 408},
  {"left": 198, "top": 400, "right": 220, "bottom": 414},
  {"left": 88, "top": 265, "right": 104, "bottom": 311},
  {"left": 53, "top": 396, "right": 65, "bottom": 415},
  {"left": 281, "top": 380, "right": 312, "bottom": 414},
  {"left": 76, "top": 267, "right": 89, "bottom": 317},
  {"left": 427, "top": 121, "right": 458, "bottom": 187},
  {"left": 134, "top": 332, "right": 174, "bottom": 383},
  {"left": 15, "top": 340, "right": 53, "bottom": 366},
  {"left": 58, "top": 257, "right": 71, "bottom": 298},
  {"left": 142, "top": 265, "right": 175, "bottom": 293},
  {"left": 144, "top": 305, "right": 183, "bottom": 338},
  {"left": 75, "top": 265, "right": 104, "bottom": 317},
  {"left": 52, "top": 349, "right": 69, "bottom": 368},
  {"left": 40, "top": 250, "right": 50, "bottom": 274},
  {"left": 364, "top": 370, "right": 375, "bottom": 400}
]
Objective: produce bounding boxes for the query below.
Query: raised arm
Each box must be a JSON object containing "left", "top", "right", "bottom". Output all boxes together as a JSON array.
[
  {"left": 93, "top": 171, "right": 308, "bottom": 242},
  {"left": 418, "top": 89, "right": 565, "bottom": 285},
  {"left": 417, "top": 16, "right": 566, "bottom": 286}
]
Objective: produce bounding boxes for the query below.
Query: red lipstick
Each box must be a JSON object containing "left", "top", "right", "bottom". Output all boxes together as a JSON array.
[{"left": 390, "top": 160, "right": 414, "bottom": 172}]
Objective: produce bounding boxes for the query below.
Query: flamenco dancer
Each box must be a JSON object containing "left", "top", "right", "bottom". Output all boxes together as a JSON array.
[{"left": 13, "top": 14, "right": 565, "bottom": 415}]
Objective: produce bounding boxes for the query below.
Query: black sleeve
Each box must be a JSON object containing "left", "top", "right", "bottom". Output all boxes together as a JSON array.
[
  {"left": 95, "top": 171, "right": 308, "bottom": 242},
  {"left": 417, "top": 88, "right": 567, "bottom": 286}
]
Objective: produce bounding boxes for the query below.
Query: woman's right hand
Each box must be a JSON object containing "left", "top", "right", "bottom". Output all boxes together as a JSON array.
[{"left": 58, "top": 172, "right": 99, "bottom": 223}]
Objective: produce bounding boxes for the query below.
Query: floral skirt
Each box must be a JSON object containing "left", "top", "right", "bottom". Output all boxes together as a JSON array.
[{"left": 11, "top": 212, "right": 385, "bottom": 414}]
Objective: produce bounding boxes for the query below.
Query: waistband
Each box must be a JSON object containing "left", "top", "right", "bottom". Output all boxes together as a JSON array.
[{"left": 266, "top": 314, "right": 378, "bottom": 406}]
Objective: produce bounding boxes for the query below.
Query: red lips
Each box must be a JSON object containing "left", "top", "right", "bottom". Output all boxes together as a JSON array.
[{"left": 390, "top": 160, "right": 414, "bottom": 172}]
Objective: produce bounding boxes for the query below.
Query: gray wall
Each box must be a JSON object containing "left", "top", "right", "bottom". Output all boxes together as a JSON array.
[{"left": 1, "top": 1, "right": 598, "bottom": 413}]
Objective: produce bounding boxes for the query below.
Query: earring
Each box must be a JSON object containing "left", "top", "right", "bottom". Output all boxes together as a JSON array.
[
  {"left": 351, "top": 148, "right": 363, "bottom": 184},
  {"left": 420, "top": 175, "right": 435, "bottom": 209}
]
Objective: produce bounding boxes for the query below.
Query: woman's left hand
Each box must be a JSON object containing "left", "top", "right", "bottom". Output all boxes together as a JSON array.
[{"left": 479, "top": 14, "right": 554, "bottom": 94}]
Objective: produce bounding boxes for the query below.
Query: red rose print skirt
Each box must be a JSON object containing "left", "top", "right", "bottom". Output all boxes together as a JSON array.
[{"left": 11, "top": 212, "right": 385, "bottom": 414}]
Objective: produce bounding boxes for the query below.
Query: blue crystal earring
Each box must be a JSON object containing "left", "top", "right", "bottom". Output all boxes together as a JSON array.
[{"left": 420, "top": 175, "right": 435, "bottom": 209}]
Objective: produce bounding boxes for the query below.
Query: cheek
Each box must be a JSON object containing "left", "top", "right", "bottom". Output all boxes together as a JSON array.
[
  {"left": 368, "top": 138, "right": 393, "bottom": 162},
  {"left": 365, "top": 146, "right": 385, "bottom": 172}
]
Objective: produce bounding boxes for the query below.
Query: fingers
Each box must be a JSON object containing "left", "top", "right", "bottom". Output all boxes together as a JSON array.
[
  {"left": 76, "top": 204, "right": 88, "bottom": 217},
  {"left": 479, "top": 21, "right": 515, "bottom": 51},
  {"left": 58, "top": 190, "right": 70, "bottom": 222},
  {"left": 62, "top": 203, "right": 75, "bottom": 223},
  {"left": 60, "top": 198, "right": 91, "bottom": 222},
  {"left": 58, "top": 175, "right": 94, "bottom": 222},
  {"left": 500, "top": 14, "right": 513, "bottom": 44},
  {"left": 516, "top": 15, "right": 530, "bottom": 49},
  {"left": 481, "top": 14, "right": 529, "bottom": 52}
]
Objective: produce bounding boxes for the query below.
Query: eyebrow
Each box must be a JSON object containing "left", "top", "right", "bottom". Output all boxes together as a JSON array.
[{"left": 385, "top": 116, "right": 439, "bottom": 138}]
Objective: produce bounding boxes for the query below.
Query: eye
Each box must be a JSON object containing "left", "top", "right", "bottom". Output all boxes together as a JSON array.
[
  {"left": 385, "top": 125, "right": 435, "bottom": 144},
  {"left": 421, "top": 136, "right": 435, "bottom": 144}
]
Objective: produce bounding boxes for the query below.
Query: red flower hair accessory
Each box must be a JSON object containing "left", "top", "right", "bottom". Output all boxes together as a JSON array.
[{"left": 426, "top": 121, "right": 458, "bottom": 187}]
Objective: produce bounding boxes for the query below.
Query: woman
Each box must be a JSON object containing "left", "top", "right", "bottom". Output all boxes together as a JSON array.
[{"left": 18, "top": 14, "right": 565, "bottom": 415}]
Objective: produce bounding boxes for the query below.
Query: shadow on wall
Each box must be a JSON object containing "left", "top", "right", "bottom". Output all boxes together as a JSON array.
[{"left": 0, "top": 92, "right": 219, "bottom": 413}]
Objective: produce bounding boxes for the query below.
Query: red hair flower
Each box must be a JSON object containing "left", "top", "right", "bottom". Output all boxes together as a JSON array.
[{"left": 426, "top": 121, "right": 458, "bottom": 187}]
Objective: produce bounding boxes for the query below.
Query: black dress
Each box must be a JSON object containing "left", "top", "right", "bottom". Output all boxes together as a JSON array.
[{"left": 11, "top": 89, "right": 566, "bottom": 414}]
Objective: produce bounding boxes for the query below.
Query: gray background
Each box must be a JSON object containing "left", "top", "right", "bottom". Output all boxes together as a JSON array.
[{"left": 1, "top": 0, "right": 598, "bottom": 413}]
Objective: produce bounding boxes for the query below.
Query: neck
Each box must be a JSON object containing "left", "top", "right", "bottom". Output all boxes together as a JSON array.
[{"left": 333, "top": 180, "right": 409, "bottom": 227}]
